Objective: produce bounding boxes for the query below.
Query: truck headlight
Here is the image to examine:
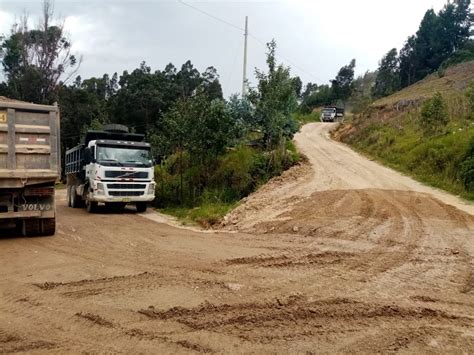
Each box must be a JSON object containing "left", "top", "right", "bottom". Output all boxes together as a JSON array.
[
  {"left": 96, "top": 183, "right": 105, "bottom": 195},
  {"left": 148, "top": 183, "right": 155, "bottom": 195}
]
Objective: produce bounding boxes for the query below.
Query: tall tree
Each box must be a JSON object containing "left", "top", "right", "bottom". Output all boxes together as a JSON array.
[
  {"left": 176, "top": 60, "right": 201, "bottom": 98},
  {"left": 399, "top": 35, "right": 417, "bottom": 87},
  {"left": 372, "top": 48, "right": 400, "bottom": 98},
  {"left": 0, "top": 0, "right": 80, "bottom": 103},
  {"left": 248, "top": 40, "right": 299, "bottom": 149},
  {"left": 398, "top": 0, "right": 472, "bottom": 88},
  {"left": 331, "top": 59, "right": 356, "bottom": 105},
  {"left": 200, "top": 66, "right": 223, "bottom": 100}
]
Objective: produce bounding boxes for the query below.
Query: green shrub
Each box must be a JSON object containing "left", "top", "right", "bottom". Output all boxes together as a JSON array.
[
  {"left": 420, "top": 92, "right": 449, "bottom": 135},
  {"left": 155, "top": 142, "right": 302, "bottom": 224}
]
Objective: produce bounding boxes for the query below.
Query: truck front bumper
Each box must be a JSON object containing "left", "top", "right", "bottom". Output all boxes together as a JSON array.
[{"left": 90, "top": 194, "right": 155, "bottom": 203}]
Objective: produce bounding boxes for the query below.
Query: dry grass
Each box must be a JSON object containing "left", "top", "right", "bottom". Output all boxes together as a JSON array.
[{"left": 373, "top": 61, "right": 474, "bottom": 107}]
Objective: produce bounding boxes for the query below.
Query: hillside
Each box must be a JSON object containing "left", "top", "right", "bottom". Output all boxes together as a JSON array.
[
  {"left": 335, "top": 60, "right": 474, "bottom": 201},
  {"left": 374, "top": 61, "right": 474, "bottom": 107}
]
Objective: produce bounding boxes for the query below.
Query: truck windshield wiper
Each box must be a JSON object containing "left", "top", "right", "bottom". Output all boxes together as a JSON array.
[
  {"left": 125, "top": 160, "right": 147, "bottom": 166},
  {"left": 100, "top": 159, "right": 123, "bottom": 166}
]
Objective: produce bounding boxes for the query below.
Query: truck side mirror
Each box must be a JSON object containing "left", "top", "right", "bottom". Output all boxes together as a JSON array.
[{"left": 84, "top": 148, "right": 92, "bottom": 164}]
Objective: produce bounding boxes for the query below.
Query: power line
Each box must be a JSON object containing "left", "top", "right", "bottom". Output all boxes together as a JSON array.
[
  {"left": 177, "top": 0, "right": 326, "bottom": 84},
  {"left": 177, "top": 0, "right": 244, "bottom": 32}
]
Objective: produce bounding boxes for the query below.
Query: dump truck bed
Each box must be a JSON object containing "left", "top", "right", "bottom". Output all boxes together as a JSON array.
[{"left": 0, "top": 99, "right": 60, "bottom": 188}]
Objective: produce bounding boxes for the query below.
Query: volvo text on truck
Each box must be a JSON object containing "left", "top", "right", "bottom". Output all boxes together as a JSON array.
[
  {"left": 0, "top": 98, "right": 60, "bottom": 236},
  {"left": 65, "top": 124, "right": 155, "bottom": 213}
]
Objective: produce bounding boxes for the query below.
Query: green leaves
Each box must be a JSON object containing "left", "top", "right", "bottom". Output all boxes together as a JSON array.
[
  {"left": 373, "top": 48, "right": 400, "bottom": 98},
  {"left": 249, "top": 40, "right": 299, "bottom": 149},
  {"left": 331, "top": 59, "right": 356, "bottom": 104},
  {"left": 420, "top": 92, "right": 449, "bottom": 135}
]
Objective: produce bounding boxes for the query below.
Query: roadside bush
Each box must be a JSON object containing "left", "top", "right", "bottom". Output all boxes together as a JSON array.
[
  {"left": 155, "top": 143, "right": 301, "bottom": 213},
  {"left": 212, "top": 146, "right": 258, "bottom": 201},
  {"left": 420, "top": 92, "right": 449, "bottom": 135}
]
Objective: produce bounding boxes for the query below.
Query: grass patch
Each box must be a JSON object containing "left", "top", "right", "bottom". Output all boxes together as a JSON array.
[
  {"left": 55, "top": 182, "right": 66, "bottom": 190},
  {"left": 293, "top": 111, "right": 321, "bottom": 124},
  {"left": 159, "top": 201, "right": 236, "bottom": 228}
]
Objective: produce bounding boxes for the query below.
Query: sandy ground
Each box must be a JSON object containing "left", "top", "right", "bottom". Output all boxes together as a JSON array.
[{"left": 0, "top": 122, "right": 473, "bottom": 353}]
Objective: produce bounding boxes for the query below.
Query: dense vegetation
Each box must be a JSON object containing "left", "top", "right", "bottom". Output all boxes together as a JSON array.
[{"left": 0, "top": 2, "right": 303, "bottom": 225}]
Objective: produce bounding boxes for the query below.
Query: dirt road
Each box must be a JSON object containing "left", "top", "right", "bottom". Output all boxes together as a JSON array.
[{"left": 1, "top": 123, "right": 473, "bottom": 353}]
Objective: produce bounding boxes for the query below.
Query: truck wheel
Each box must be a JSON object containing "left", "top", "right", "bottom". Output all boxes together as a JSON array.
[
  {"left": 70, "top": 186, "right": 82, "bottom": 208},
  {"left": 22, "top": 220, "right": 40, "bottom": 237},
  {"left": 40, "top": 218, "right": 56, "bottom": 236},
  {"left": 67, "top": 186, "right": 72, "bottom": 207},
  {"left": 86, "top": 200, "right": 98, "bottom": 213},
  {"left": 136, "top": 202, "right": 147, "bottom": 213}
]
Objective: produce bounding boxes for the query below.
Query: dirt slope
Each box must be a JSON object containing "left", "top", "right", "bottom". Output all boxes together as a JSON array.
[
  {"left": 224, "top": 123, "right": 474, "bottom": 232},
  {"left": 0, "top": 123, "right": 473, "bottom": 353}
]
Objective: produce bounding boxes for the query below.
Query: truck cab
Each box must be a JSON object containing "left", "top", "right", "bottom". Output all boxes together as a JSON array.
[{"left": 66, "top": 125, "right": 155, "bottom": 213}]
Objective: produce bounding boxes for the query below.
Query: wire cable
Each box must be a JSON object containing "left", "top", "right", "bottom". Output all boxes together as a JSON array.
[
  {"left": 177, "top": 0, "right": 244, "bottom": 32},
  {"left": 177, "top": 0, "right": 325, "bottom": 84}
]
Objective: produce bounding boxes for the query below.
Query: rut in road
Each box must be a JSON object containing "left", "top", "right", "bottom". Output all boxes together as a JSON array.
[{"left": 0, "top": 122, "right": 473, "bottom": 353}]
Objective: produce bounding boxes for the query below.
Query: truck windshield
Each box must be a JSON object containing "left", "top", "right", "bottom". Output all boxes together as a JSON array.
[
  {"left": 323, "top": 108, "right": 336, "bottom": 114},
  {"left": 96, "top": 146, "right": 152, "bottom": 167}
]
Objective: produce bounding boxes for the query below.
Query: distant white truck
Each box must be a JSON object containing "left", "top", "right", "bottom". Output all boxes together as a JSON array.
[{"left": 321, "top": 106, "right": 344, "bottom": 122}]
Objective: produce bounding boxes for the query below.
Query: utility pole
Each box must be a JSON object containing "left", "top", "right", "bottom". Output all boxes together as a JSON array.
[{"left": 242, "top": 16, "right": 248, "bottom": 98}]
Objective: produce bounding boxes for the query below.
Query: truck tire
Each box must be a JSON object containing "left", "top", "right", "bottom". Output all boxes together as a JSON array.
[
  {"left": 22, "top": 220, "right": 40, "bottom": 237},
  {"left": 70, "top": 186, "right": 82, "bottom": 208},
  {"left": 67, "top": 186, "right": 72, "bottom": 207},
  {"left": 40, "top": 218, "right": 56, "bottom": 236},
  {"left": 136, "top": 202, "right": 147, "bottom": 213},
  {"left": 86, "top": 200, "right": 98, "bottom": 213}
]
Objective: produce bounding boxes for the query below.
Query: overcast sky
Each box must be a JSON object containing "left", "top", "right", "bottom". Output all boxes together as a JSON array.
[{"left": 0, "top": 0, "right": 448, "bottom": 97}]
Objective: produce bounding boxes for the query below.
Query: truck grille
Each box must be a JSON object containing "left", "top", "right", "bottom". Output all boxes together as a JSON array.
[
  {"left": 109, "top": 191, "right": 144, "bottom": 197},
  {"left": 104, "top": 171, "right": 148, "bottom": 179},
  {"left": 107, "top": 184, "right": 146, "bottom": 189}
]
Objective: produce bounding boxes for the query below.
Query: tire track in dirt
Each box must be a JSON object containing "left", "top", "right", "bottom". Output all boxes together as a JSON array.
[{"left": 138, "top": 295, "right": 473, "bottom": 350}]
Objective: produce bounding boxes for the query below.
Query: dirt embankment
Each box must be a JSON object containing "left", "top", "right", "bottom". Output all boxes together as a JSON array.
[
  {"left": 0, "top": 123, "right": 473, "bottom": 353},
  {"left": 224, "top": 123, "right": 474, "bottom": 232}
]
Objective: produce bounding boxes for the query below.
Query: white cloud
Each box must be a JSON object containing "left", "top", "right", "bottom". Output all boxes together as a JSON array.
[
  {"left": 0, "top": 0, "right": 457, "bottom": 95},
  {"left": 0, "top": 10, "right": 14, "bottom": 35}
]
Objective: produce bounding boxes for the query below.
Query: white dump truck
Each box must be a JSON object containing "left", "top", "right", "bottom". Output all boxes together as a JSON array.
[
  {"left": 0, "top": 98, "right": 60, "bottom": 236},
  {"left": 321, "top": 106, "right": 344, "bottom": 122},
  {"left": 65, "top": 124, "right": 155, "bottom": 213}
]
